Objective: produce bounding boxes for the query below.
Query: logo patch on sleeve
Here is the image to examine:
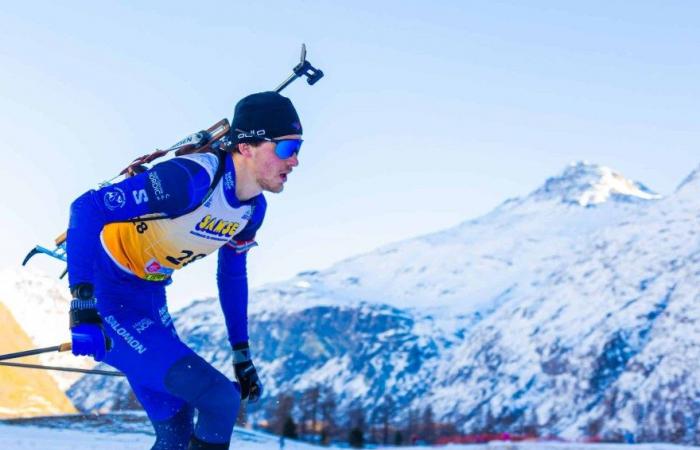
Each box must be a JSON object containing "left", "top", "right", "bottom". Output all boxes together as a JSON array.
[
  {"left": 148, "top": 171, "right": 170, "bottom": 201},
  {"left": 103, "top": 187, "right": 126, "bottom": 210}
]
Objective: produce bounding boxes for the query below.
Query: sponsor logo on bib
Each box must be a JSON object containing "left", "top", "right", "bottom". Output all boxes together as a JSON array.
[{"left": 194, "top": 215, "right": 240, "bottom": 239}]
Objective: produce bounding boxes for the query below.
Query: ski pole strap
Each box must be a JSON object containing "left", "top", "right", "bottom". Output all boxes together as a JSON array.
[{"left": 0, "top": 361, "right": 124, "bottom": 377}]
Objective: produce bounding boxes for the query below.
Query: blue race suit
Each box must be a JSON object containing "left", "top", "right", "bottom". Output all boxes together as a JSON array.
[{"left": 66, "top": 151, "right": 266, "bottom": 447}]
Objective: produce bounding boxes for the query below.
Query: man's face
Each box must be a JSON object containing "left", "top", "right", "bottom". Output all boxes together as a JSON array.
[{"left": 252, "top": 134, "right": 301, "bottom": 194}]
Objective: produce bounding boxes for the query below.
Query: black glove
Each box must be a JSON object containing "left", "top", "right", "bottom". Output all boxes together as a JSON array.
[
  {"left": 69, "top": 283, "right": 110, "bottom": 362},
  {"left": 232, "top": 342, "right": 263, "bottom": 403}
]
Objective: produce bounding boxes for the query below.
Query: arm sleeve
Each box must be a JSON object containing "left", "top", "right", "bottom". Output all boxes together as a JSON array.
[
  {"left": 216, "top": 195, "right": 267, "bottom": 346},
  {"left": 66, "top": 157, "right": 213, "bottom": 289},
  {"left": 217, "top": 244, "right": 249, "bottom": 346}
]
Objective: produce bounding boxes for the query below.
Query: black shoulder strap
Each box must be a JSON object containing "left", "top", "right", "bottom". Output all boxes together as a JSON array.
[{"left": 200, "top": 149, "right": 228, "bottom": 206}]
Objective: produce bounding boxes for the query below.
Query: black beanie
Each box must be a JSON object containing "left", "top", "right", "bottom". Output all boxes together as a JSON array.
[{"left": 231, "top": 91, "right": 302, "bottom": 143}]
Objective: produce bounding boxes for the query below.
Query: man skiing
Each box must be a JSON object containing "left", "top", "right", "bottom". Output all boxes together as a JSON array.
[{"left": 66, "top": 91, "right": 303, "bottom": 450}]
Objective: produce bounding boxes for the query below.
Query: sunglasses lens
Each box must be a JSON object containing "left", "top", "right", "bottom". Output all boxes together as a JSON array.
[{"left": 274, "top": 139, "right": 303, "bottom": 159}]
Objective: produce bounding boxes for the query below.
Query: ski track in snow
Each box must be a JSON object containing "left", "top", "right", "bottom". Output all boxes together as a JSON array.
[
  {"left": 0, "top": 423, "right": 698, "bottom": 449},
  {"left": 0, "top": 422, "right": 317, "bottom": 449}
]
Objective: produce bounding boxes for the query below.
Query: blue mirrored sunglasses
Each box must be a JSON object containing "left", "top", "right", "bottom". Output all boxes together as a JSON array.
[{"left": 266, "top": 138, "right": 303, "bottom": 159}]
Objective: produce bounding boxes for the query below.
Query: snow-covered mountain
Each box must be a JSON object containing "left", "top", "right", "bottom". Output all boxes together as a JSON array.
[{"left": 44, "top": 161, "right": 700, "bottom": 443}]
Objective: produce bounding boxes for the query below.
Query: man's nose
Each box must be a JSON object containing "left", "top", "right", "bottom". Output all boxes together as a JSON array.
[{"left": 288, "top": 153, "right": 299, "bottom": 167}]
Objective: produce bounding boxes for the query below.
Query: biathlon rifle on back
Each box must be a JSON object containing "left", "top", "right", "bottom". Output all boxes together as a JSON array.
[{"left": 22, "top": 44, "right": 323, "bottom": 278}]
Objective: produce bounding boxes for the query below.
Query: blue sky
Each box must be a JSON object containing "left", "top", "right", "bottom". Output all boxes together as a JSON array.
[{"left": 1, "top": 1, "right": 698, "bottom": 309}]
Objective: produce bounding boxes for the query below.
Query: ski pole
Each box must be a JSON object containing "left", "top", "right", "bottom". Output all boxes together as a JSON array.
[
  {"left": 0, "top": 361, "right": 124, "bottom": 377},
  {"left": 0, "top": 343, "right": 72, "bottom": 362}
]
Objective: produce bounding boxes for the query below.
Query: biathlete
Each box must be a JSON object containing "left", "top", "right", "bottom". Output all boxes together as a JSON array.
[{"left": 66, "top": 91, "right": 303, "bottom": 450}]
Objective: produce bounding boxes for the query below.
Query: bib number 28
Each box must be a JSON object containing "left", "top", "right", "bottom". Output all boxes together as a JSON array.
[{"left": 166, "top": 250, "right": 206, "bottom": 267}]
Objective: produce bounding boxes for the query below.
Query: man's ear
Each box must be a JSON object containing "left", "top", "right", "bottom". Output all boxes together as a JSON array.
[{"left": 238, "top": 143, "right": 254, "bottom": 157}]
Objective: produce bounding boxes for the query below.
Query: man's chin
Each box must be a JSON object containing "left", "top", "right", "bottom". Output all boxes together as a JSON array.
[{"left": 262, "top": 183, "right": 284, "bottom": 194}]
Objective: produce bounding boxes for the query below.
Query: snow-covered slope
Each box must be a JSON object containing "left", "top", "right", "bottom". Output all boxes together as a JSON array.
[
  {"left": 0, "top": 427, "right": 697, "bottom": 450},
  {"left": 60, "top": 161, "right": 700, "bottom": 443},
  {"left": 1, "top": 416, "right": 696, "bottom": 450},
  {"left": 0, "top": 413, "right": 321, "bottom": 449}
]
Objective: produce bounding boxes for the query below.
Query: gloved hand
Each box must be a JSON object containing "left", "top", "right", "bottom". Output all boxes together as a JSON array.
[
  {"left": 69, "top": 283, "right": 110, "bottom": 362},
  {"left": 232, "top": 342, "right": 263, "bottom": 403}
]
